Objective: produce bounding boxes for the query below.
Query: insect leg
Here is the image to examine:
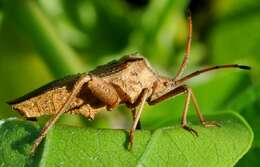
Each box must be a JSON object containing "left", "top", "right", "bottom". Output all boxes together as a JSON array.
[
  {"left": 190, "top": 90, "right": 220, "bottom": 128},
  {"left": 173, "top": 12, "right": 192, "bottom": 80},
  {"left": 181, "top": 87, "right": 198, "bottom": 136},
  {"left": 88, "top": 76, "right": 120, "bottom": 111},
  {"left": 148, "top": 85, "right": 219, "bottom": 136},
  {"left": 128, "top": 88, "right": 149, "bottom": 150},
  {"left": 147, "top": 85, "right": 198, "bottom": 134},
  {"left": 181, "top": 87, "right": 220, "bottom": 136},
  {"left": 148, "top": 85, "right": 187, "bottom": 105},
  {"left": 30, "top": 75, "right": 91, "bottom": 154},
  {"left": 131, "top": 108, "right": 141, "bottom": 129}
]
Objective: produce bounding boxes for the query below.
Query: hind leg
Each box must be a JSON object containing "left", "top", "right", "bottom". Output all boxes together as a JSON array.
[{"left": 30, "top": 75, "right": 91, "bottom": 154}]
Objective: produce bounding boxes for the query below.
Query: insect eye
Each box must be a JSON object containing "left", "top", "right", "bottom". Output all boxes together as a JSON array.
[{"left": 163, "top": 82, "right": 169, "bottom": 86}]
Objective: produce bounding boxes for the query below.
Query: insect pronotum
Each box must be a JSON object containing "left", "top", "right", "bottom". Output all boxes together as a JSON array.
[{"left": 7, "top": 14, "right": 251, "bottom": 154}]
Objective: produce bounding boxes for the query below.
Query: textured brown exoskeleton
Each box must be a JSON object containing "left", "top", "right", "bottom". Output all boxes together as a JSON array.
[{"left": 7, "top": 15, "right": 251, "bottom": 154}]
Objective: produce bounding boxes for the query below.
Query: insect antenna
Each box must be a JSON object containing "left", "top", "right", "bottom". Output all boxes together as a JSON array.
[
  {"left": 175, "top": 64, "right": 251, "bottom": 85},
  {"left": 173, "top": 10, "right": 192, "bottom": 80}
]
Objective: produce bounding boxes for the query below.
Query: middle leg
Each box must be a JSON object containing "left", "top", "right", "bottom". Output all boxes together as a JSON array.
[
  {"left": 131, "top": 108, "right": 141, "bottom": 129},
  {"left": 128, "top": 88, "right": 149, "bottom": 150}
]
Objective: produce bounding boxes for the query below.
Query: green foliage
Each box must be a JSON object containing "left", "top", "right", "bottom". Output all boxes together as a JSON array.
[
  {"left": 0, "top": 119, "right": 41, "bottom": 167},
  {"left": 4, "top": 0, "right": 85, "bottom": 77},
  {"left": 0, "top": 112, "right": 253, "bottom": 167}
]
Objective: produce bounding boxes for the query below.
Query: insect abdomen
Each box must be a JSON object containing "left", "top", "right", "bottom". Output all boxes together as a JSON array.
[{"left": 10, "top": 87, "right": 84, "bottom": 117}]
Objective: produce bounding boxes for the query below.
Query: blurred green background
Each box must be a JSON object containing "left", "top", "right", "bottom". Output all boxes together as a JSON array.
[{"left": 0, "top": 0, "right": 259, "bottom": 166}]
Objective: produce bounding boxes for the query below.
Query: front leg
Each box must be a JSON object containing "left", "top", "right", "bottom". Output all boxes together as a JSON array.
[{"left": 148, "top": 85, "right": 220, "bottom": 136}]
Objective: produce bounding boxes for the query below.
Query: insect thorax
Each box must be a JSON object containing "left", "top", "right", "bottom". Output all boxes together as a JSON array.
[{"left": 90, "top": 55, "right": 158, "bottom": 104}]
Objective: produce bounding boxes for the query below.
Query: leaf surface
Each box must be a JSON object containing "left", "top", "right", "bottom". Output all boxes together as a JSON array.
[{"left": 0, "top": 112, "right": 253, "bottom": 167}]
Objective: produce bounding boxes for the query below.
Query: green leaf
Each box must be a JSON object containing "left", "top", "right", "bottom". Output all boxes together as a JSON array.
[
  {"left": 0, "top": 112, "right": 253, "bottom": 167},
  {"left": 0, "top": 119, "right": 41, "bottom": 167},
  {"left": 228, "top": 83, "right": 260, "bottom": 146},
  {"left": 228, "top": 83, "right": 260, "bottom": 166}
]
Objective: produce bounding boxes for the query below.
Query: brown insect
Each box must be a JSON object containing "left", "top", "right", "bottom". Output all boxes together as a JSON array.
[{"left": 7, "top": 15, "right": 250, "bottom": 154}]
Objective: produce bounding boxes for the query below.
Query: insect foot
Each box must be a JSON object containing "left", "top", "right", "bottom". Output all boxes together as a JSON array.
[
  {"left": 182, "top": 125, "right": 198, "bottom": 137},
  {"left": 202, "top": 121, "right": 221, "bottom": 128},
  {"left": 127, "top": 128, "right": 135, "bottom": 151},
  {"left": 127, "top": 140, "right": 133, "bottom": 151}
]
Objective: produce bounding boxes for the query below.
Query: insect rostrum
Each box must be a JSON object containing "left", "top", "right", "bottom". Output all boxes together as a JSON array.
[{"left": 7, "top": 15, "right": 251, "bottom": 154}]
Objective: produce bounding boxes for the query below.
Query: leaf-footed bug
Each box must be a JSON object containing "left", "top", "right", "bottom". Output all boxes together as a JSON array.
[{"left": 7, "top": 14, "right": 251, "bottom": 154}]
